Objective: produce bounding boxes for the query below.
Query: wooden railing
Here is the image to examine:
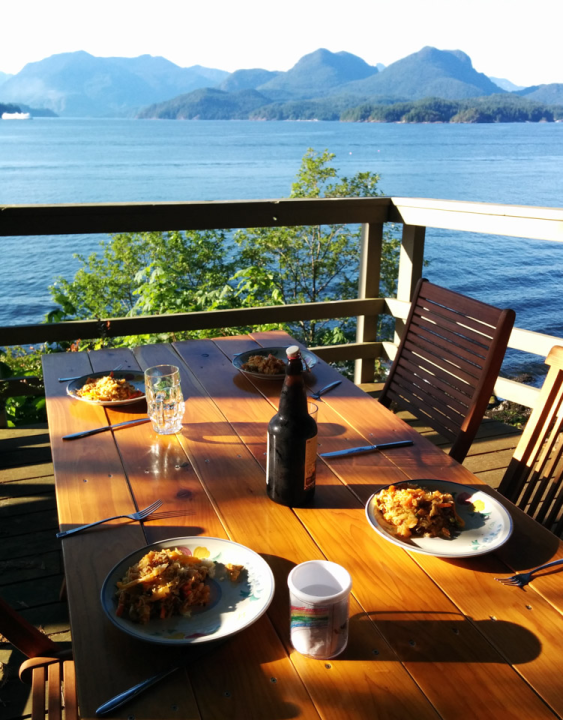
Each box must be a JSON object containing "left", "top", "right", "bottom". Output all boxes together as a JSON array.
[{"left": 2, "top": 196, "right": 563, "bottom": 409}]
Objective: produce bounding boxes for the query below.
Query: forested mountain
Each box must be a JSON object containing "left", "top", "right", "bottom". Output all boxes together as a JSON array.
[
  {"left": 0, "top": 51, "right": 229, "bottom": 117},
  {"left": 340, "top": 95, "right": 561, "bottom": 123},
  {"left": 218, "top": 69, "right": 281, "bottom": 92},
  {"left": 0, "top": 71, "right": 13, "bottom": 86},
  {"left": 254, "top": 49, "right": 379, "bottom": 100},
  {"left": 341, "top": 47, "right": 504, "bottom": 99},
  {"left": 138, "top": 88, "right": 270, "bottom": 120},
  {"left": 515, "top": 84, "right": 563, "bottom": 105}
]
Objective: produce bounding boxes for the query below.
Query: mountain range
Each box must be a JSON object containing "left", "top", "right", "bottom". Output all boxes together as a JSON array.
[{"left": 1, "top": 47, "right": 562, "bottom": 119}]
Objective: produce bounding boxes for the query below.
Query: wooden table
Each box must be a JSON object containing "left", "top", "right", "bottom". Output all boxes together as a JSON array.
[{"left": 43, "top": 331, "right": 563, "bottom": 720}]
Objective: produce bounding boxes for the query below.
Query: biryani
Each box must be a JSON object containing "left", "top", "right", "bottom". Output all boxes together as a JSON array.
[
  {"left": 373, "top": 484, "right": 464, "bottom": 539},
  {"left": 76, "top": 373, "right": 143, "bottom": 402},
  {"left": 241, "top": 354, "right": 286, "bottom": 375},
  {"left": 115, "top": 548, "right": 215, "bottom": 624}
]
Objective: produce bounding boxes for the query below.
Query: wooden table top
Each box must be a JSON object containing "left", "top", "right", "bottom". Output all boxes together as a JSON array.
[{"left": 43, "top": 330, "right": 563, "bottom": 720}]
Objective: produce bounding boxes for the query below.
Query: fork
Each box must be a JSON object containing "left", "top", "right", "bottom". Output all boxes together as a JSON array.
[
  {"left": 495, "top": 558, "right": 563, "bottom": 587},
  {"left": 56, "top": 499, "right": 163, "bottom": 538},
  {"left": 58, "top": 363, "right": 124, "bottom": 382}
]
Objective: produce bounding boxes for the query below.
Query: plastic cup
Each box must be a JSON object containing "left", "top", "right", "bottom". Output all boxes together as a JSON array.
[
  {"left": 144, "top": 365, "right": 185, "bottom": 435},
  {"left": 288, "top": 560, "right": 352, "bottom": 659}
]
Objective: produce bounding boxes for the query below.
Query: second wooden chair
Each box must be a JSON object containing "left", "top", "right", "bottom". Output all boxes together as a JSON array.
[
  {"left": 498, "top": 345, "right": 563, "bottom": 535},
  {"left": 379, "top": 278, "right": 515, "bottom": 463}
]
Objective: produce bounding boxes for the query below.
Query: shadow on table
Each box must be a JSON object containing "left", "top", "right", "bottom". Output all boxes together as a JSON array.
[{"left": 346, "top": 610, "right": 541, "bottom": 664}]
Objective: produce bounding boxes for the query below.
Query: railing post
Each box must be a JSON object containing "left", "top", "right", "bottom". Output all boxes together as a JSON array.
[
  {"left": 394, "top": 224, "right": 426, "bottom": 345},
  {"left": 354, "top": 223, "right": 383, "bottom": 384}
]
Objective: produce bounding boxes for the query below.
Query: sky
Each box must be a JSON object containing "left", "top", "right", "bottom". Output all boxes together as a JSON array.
[{"left": 1, "top": 0, "right": 560, "bottom": 87}]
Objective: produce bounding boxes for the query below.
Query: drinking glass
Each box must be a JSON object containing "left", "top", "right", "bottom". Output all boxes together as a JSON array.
[{"left": 144, "top": 365, "right": 185, "bottom": 435}]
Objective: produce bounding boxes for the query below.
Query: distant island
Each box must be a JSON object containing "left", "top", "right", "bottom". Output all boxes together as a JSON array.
[
  {"left": 2, "top": 46, "right": 562, "bottom": 122},
  {"left": 0, "top": 102, "right": 57, "bottom": 118}
]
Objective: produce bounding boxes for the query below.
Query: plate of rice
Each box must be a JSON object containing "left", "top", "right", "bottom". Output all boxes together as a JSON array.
[
  {"left": 233, "top": 346, "right": 318, "bottom": 379},
  {"left": 101, "top": 536, "right": 275, "bottom": 645},
  {"left": 365, "top": 479, "right": 512, "bottom": 558},
  {"left": 66, "top": 370, "right": 145, "bottom": 406}
]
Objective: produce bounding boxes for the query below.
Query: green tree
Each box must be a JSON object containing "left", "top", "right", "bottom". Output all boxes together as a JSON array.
[{"left": 234, "top": 148, "right": 400, "bottom": 346}]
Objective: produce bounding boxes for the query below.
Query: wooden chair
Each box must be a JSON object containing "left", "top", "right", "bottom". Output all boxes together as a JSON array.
[
  {"left": 379, "top": 278, "right": 515, "bottom": 463},
  {"left": 498, "top": 346, "right": 563, "bottom": 534},
  {"left": 0, "top": 595, "right": 78, "bottom": 720}
]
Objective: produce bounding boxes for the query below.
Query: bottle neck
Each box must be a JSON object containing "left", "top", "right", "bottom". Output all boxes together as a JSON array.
[{"left": 278, "top": 357, "right": 307, "bottom": 416}]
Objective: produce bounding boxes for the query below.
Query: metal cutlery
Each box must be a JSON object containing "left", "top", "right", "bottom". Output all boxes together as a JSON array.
[
  {"left": 320, "top": 439, "right": 414, "bottom": 458},
  {"left": 309, "top": 380, "right": 342, "bottom": 400},
  {"left": 495, "top": 558, "right": 563, "bottom": 588},
  {"left": 95, "top": 640, "right": 226, "bottom": 716},
  {"left": 56, "top": 499, "right": 162, "bottom": 539},
  {"left": 58, "top": 363, "right": 124, "bottom": 382},
  {"left": 96, "top": 666, "right": 179, "bottom": 716},
  {"left": 62, "top": 417, "right": 150, "bottom": 440}
]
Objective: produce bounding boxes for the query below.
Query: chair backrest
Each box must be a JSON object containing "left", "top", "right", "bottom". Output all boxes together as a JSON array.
[
  {"left": 379, "top": 279, "right": 515, "bottom": 463},
  {"left": 498, "top": 346, "right": 563, "bottom": 534}
]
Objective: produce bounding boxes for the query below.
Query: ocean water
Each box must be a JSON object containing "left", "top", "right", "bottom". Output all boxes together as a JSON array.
[{"left": 1, "top": 118, "right": 563, "bottom": 378}]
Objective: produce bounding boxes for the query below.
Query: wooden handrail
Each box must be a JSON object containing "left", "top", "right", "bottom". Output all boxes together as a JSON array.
[
  {"left": 0, "top": 197, "right": 391, "bottom": 236},
  {"left": 2, "top": 195, "right": 563, "bottom": 406}
]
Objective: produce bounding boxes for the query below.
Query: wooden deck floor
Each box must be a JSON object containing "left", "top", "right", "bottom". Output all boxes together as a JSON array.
[{"left": 0, "top": 407, "right": 522, "bottom": 719}]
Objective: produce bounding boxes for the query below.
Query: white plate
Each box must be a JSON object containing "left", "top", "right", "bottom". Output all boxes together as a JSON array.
[
  {"left": 66, "top": 371, "right": 146, "bottom": 406},
  {"left": 100, "top": 536, "right": 275, "bottom": 645},
  {"left": 233, "top": 346, "right": 318, "bottom": 380},
  {"left": 365, "top": 479, "right": 513, "bottom": 558}
]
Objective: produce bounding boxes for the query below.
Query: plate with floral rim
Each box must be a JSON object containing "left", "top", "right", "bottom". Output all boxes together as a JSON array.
[
  {"left": 365, "top": 479, "right": 513, "bottom": 558},
  {"left": 100, "top": 536, "right": 275, "bottom": 645}
]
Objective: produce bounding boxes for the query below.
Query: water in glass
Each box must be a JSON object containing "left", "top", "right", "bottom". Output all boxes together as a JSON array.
[{"left": 144, "top": 365, "right": 185, "bottom": 434}]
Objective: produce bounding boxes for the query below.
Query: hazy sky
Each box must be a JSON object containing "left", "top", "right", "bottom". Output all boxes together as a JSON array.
[{"left": 1, "top": 0, "right": 559, "bottom": 87}]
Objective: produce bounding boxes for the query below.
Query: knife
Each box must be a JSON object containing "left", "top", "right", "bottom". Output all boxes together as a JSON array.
[
  {"left": 309, "top": 380, "right": 342, "bottom": 399},
  {"left": 320, "top": 439, "right": 413, "bottom": 458},
  {"left": 95, "top": 640, "right": 226, "bottom": 716},
  {"left": 62, "top": 418, "right": 150, "bottom": 440},
  {"left": 96, "top": 666, "right": 179, "bottom": 716}
]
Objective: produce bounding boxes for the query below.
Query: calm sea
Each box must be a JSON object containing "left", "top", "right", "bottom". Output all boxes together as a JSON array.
[{"left": 1, "top": 118, "right": 563, "bottom": 379}]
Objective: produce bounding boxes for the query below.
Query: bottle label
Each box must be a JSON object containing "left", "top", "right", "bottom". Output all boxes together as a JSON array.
[{"left": 304, "top": 435, "right": 317, "bottom": 490}]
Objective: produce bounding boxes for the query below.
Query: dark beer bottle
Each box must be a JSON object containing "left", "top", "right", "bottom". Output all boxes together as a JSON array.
[{"left": 266, "top": 346, "right": 318, "bottom": 507}]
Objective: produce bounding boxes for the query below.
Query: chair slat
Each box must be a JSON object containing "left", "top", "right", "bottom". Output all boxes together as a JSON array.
[
  {"left": 63, "top": 660, "right": 78, "bottom": 720},
  {"left": 48, "top": 662, "right": 62, "bottom": 720},
  {"left": 31, "top": 667, "right": 46, "bottom": 720}
]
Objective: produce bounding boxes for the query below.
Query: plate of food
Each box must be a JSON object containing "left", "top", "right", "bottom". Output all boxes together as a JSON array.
[
  {"left": 365, "top": 480, "right": 512, "bottom": 558},
  {"left": 233, "top": 346, "right": 318, "bottom": 379},
  {"left": 66, "top": 370, "right": 145, "bottom": 406},
  {"left": 100, "top": 536, "right": 275, "bottom": 645}
]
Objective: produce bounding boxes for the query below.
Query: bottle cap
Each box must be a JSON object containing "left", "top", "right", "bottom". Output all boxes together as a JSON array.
[{"left": 286, "top": 345, "right": 301, "bottom": 359}]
